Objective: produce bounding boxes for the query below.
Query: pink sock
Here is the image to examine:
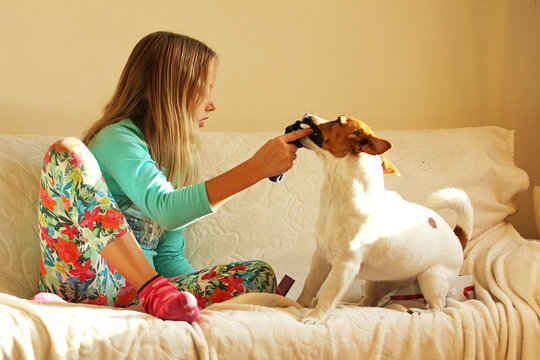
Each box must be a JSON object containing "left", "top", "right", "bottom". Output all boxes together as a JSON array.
[
  {"left": 31, "top": 292, "right": 68, "bottom": 303},
  {"left": 137, "top": 275, "right": 199, "bottom": 322}
]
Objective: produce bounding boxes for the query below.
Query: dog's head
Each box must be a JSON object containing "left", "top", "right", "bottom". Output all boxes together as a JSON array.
[{"left": 300, "top": 114, "right": 399, "bottom": 175}]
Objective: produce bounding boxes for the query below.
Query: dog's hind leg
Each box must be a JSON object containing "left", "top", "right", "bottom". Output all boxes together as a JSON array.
[
  {"left": 417, "top": 265, "right": 457, "bottom": 310},
  {"left": 297, "top": 248, "right": 331, "bottom": 308},
  {"left": 360, "top": 279, "right": 413, "bottom": 307}
]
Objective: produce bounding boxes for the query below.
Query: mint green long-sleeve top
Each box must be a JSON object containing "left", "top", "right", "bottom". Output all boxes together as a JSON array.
[{"left": 87, "top": 118, "right": 214, "bottom": 277}]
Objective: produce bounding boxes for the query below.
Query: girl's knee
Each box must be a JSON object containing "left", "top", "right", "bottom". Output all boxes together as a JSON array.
[
  {"left": 46, "top": 137, "right": 100, "bottom": 174},
  {"left": 49, "top": 137, "right": 86, "bottom": 155},
  {"left": 257, "top": 260, "right": 276, "bottom": 277},
  {"left": 250, "top": 260, "right": 278, "bottom": 288}
]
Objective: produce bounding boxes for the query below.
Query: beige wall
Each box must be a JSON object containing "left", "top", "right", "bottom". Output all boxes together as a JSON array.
[{"left": 1, "top": 1, "right": 538, "bottom": 237}]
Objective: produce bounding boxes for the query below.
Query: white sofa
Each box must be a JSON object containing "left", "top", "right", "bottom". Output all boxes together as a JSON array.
[{"left": 1, "top": 126, "right": 539, "bottom": 359}]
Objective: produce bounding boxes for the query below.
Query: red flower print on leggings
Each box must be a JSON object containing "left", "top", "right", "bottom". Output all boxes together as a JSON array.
[
  {"left": 80, "top": 207, "right": 102, "bottom": 231},
  {"left": 69, "top": 259, "right": 95, "bottom": 282}
]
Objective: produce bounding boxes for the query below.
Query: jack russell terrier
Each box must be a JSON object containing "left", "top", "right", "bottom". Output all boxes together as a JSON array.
[{"left": 294, "top": 114, "right": 474, "bottom": 324}]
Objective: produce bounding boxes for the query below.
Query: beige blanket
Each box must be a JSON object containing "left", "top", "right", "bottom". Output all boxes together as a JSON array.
[{"left": 2, "top": 222, "right": 538, "bottom": 360}]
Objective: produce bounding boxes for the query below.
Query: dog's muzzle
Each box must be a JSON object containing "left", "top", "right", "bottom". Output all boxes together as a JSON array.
[
  {"left": 268, "top": 115, "right": 324, "bottom": 183},
  {"left": 283, "top": 115, "right": 323, "bottom": 148},
  {"left": 300, "top": 115, "right": 323, "bottom": 147}
]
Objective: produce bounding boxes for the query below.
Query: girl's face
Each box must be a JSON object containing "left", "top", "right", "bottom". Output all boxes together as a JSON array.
[{"left": 195, "top": 59, "right": 218, "bottom": 128}]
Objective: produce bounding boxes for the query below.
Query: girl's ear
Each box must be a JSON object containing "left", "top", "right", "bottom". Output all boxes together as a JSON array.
[
  {"left": 349, "top": 133, "right": 392, "bottom": 156},
  {"left": 381, "top": 155, "right": 400, "bottom": 176}
]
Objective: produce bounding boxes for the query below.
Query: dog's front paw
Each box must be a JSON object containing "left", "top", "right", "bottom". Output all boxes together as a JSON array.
[
  {"left": 300, "top": 309, "right": 327, "bottom": 325},
  {"left": 301, "top": 316, "right": 323, "bottom": 325}
]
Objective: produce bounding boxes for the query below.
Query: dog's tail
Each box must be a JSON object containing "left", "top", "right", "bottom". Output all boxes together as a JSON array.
[{"left": 423, "top": 188, "right": 474, "bottom": 250}]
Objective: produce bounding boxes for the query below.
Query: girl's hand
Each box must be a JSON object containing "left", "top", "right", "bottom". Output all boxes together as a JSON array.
[
  {"left": 250, "top": 128, "right": 313, "bottom": 179},
  {"left": 204, "top": 127, "right": 313, "bottom": 209}
]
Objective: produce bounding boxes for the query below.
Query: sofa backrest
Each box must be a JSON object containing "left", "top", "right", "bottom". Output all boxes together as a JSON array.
[
  {"left": 187, "top": 127, "right": 529, "bottom": 300},
  {"left": 0, "top": 127, "right": 529, "bottom": 300},
  {"left": 0, "top": 135, "right": 60, "bottom": 298}
]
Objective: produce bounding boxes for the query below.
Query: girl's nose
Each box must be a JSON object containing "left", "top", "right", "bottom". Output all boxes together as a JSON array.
[{"left": 206, "top": 97, "right": 217, "bottom": 112}]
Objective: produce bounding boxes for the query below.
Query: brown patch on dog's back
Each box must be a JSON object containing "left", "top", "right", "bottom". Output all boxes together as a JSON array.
[
  {"left": 428, "top": 217, "right": 437, "bottom": 229},
  {"left": 453, "top": 225, "right": 468, "bottom": 250}
]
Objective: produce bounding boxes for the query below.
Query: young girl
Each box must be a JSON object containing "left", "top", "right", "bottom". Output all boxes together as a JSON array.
[{"left": 34, "top": 31, "right": 312, "bottom": 322}]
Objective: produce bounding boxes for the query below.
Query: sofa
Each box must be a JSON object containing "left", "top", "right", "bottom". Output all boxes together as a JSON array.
[{"left": 1, "top": 126, "right": 539, "bottom": 359}]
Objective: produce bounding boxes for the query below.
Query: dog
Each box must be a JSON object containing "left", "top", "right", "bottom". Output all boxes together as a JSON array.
[{"left": 295, "top": 114, "right": 474, "bottom": 325}]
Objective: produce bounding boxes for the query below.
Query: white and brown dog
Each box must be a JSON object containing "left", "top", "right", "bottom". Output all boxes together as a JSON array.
[{"left": 295, "top": 114, "right": 473, "bottom": 324}]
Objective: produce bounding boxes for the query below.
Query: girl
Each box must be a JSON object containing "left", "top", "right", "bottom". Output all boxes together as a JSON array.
[{"left": 34, "top": 31, "right": 312, "bottom": 322}]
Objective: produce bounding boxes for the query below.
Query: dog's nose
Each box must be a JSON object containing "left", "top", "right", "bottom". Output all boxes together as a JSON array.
[{"left": 302, "top": 114, "right": 320, "bottom": 126}]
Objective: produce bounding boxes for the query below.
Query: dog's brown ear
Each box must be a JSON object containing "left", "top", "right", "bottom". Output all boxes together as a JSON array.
[
  {"left": 350, "top": 133, "right": 392, "bottom": 156},
  {"left": 381, "top": 155, "right": 400, "bottom": 176}
]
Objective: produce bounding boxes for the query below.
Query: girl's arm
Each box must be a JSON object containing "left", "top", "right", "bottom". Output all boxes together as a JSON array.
[
  {"left": 91, "top": 121, "right": 311, "bottom": 230},
  {"left": 205, "top": 128, "right": 312, "bottom": 209}
]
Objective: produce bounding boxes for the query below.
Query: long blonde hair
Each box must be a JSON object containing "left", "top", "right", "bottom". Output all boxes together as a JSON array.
[{"left": 83, "top": 31, "right": 218, "bottom": 188}]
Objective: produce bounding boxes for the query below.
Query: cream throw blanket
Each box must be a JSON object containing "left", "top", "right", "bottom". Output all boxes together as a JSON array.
[{"left": 2, "top": 222, "right": 538, "bottom": 359}]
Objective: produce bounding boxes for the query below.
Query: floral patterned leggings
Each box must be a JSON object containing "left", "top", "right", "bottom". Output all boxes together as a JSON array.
[{"left": 37, "top": 138, "right": 277, "bottom": 309}]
